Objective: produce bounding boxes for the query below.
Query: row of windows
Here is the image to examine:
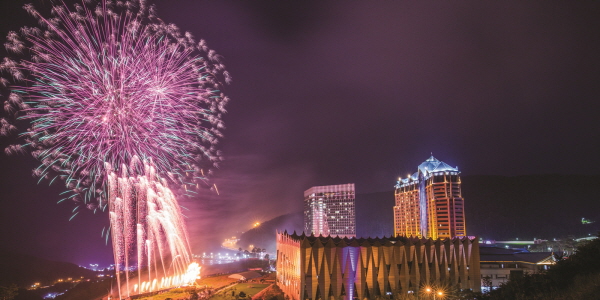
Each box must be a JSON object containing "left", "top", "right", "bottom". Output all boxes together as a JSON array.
[{"left": 310, "top": 191, "right": 354, "bottom": 196}]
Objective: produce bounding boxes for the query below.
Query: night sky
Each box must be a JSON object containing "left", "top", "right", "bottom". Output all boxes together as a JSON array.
[{"left": 1, "top": 0, "right": 599, "bottom": 267}]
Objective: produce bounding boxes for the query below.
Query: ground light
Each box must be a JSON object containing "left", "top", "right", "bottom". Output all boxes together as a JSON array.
[{"left": 423, "top": 286, "right": 445, "bottom": 300}]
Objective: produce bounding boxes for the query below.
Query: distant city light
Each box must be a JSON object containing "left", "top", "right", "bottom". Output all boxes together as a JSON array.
[{"left": 582, "top": 218, "right": 595, "bottom": 224}]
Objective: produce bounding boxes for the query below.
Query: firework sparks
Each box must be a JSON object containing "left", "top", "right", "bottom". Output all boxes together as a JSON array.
[
  {"left": 1, "top": 0, "right": 230, "bottom": 210},
  {"left": 1, "top": 0, "right": 230, "bottom": 298}
]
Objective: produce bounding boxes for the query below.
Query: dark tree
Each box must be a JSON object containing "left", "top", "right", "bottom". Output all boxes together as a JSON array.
[
  {"left": 487, "top": 233, "right": 600, "bottom": 300},
  {"left": 0, "top": 284, "right": 18, "bottom": 300}
]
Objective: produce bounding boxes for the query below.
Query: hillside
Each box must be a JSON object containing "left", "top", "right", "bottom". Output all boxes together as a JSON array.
[
  {"left": 237, "top": 212, "right": 303, "bottom": 251},
  {"left": 238, "top": 175, "right": 600, "bottom": 250},
  {"left": 463, "top": 174, "right": 600, "bottom": 240},
  {"left": 355, "top": 190, "right": 395, "bottom": 238},
  {"left": 0, "top": 250, "right": 97, "bottom": 287}
]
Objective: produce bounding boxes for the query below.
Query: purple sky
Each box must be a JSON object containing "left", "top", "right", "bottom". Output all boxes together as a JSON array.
[{"left": 1, "top": 0, "right": 599, "bottom": 266}]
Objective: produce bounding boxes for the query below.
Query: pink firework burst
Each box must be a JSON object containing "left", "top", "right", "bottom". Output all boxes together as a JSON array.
[{"left": 0, "top": 0, "right": 230, "bottom": 210}]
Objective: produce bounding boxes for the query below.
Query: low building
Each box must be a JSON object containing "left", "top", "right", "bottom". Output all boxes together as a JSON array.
[
  {"left": 479, "top": 246, "right": 555, "bottom": 291},
  {"left": 228, "top": 271, "right": 263, "bottom": 281},
  {"left": 276, "top": 231, "right": 481, "bottom": 300}
]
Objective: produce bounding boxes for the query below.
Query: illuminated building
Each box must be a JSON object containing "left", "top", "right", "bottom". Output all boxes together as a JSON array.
[
  {"left": 304, "top": 184, "right": 356, "bottom": 238},
  {"left": 276, "top": 231, "right": 481, "bottom": 300},
  {"left": 394, "top": 156, "right": 466, "bottom": 239}
]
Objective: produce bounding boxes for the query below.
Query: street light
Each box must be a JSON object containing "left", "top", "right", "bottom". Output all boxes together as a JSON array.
[
  {"left": 424, "top": 287, "right": 432, "bottom": 299},
  {"left": 424, "top": 287, "right": 443, "bottom": 300}
]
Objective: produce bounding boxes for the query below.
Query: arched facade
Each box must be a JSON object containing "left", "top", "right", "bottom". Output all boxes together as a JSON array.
[{"left": 276, "top": 231, "right": 481, "bottom": 300}]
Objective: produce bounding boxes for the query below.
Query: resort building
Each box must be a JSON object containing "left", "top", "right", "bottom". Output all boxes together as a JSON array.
[
  {"left": 276, "top": 231, "right": 481, "bottom": 300},
  {"left": 479, "top": 247, "right": 555, "bottom": 292},
  {"left": 304, "top": 184, "right": 356, "bottom": 238},
  {"left": 394, "top": 156, "right": 466, "bottom": 239}
]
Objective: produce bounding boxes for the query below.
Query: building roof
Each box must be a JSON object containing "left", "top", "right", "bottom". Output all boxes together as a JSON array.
[
  {"left": 304, "top": 183, "right": 355, "bottom": 197},
  {"left": 480, "top": 247, "right": 555, "bottom": 265},
  {"left": 228, "top": 271, "right": 262, "bottom": 280},
  {"left": 396, "top": 155, "right": 459, "bottom": 187},
  {"left": 418, "top": 155, "right": 459, "bottom": 174},
  {"left": 279, "top": 231, "right": 475, "bottom": 247},
  {"left": 479, "top": 246, "right": 529, "bottom": 254}
]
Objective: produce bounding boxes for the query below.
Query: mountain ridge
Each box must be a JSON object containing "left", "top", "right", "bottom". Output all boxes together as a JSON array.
[
  {"left": 238, "top": 174, "right": 600, "bottom": 251},
  {"left": 0, "top": 249, "right": 98, "bottom": 287}
]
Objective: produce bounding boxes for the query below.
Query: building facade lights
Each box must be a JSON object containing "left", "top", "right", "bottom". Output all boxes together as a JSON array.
[
  {"left": 276, "top": 231, "right": 481, "bottom": 300},
  {"left": 394, "top": 156, "right": 466, "bottom": 239},
  {"left": 304, "top": 183, "right": 356, "bottom": 238}
]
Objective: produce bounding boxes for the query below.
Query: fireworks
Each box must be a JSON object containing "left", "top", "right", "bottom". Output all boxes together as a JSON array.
[
  {"left": 1, "top": 0, "right": 230, "bottom": 210},
  {"left": 1, "top": 0, "right": 230, "bottom": 297}
]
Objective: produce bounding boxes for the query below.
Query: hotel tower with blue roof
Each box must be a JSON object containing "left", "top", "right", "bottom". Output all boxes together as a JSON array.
[{"left": 394, "top": 156, "right": 466, "bottom": 239}]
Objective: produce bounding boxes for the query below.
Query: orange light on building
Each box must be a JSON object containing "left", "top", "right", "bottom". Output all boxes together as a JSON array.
[
  {"left": 276, "top": 231, "right": 480, "bottom": 300},
  {"left": 394, "top": 155, "right": 466, "bottom": 239}
]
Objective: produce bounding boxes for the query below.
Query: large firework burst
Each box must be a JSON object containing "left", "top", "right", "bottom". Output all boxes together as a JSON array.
[{"left": 0, "top": 0, "right": 230, "bottom": 211}]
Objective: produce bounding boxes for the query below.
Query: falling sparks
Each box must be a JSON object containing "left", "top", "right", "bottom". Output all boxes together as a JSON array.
[
  {"left": 1, "top": 0, "right": 230, "bottom": 298},
  {"left": 108, "top": 159, "right": 195, "bottom": 297}
]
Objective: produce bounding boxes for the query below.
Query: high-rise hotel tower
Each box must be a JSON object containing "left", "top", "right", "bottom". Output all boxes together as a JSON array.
[
  {"left": 304, "top": 183, "right": 356, "bottom": 238},
  {"left": 394, "top": 156, "right": 466, "bottom": 239}
]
